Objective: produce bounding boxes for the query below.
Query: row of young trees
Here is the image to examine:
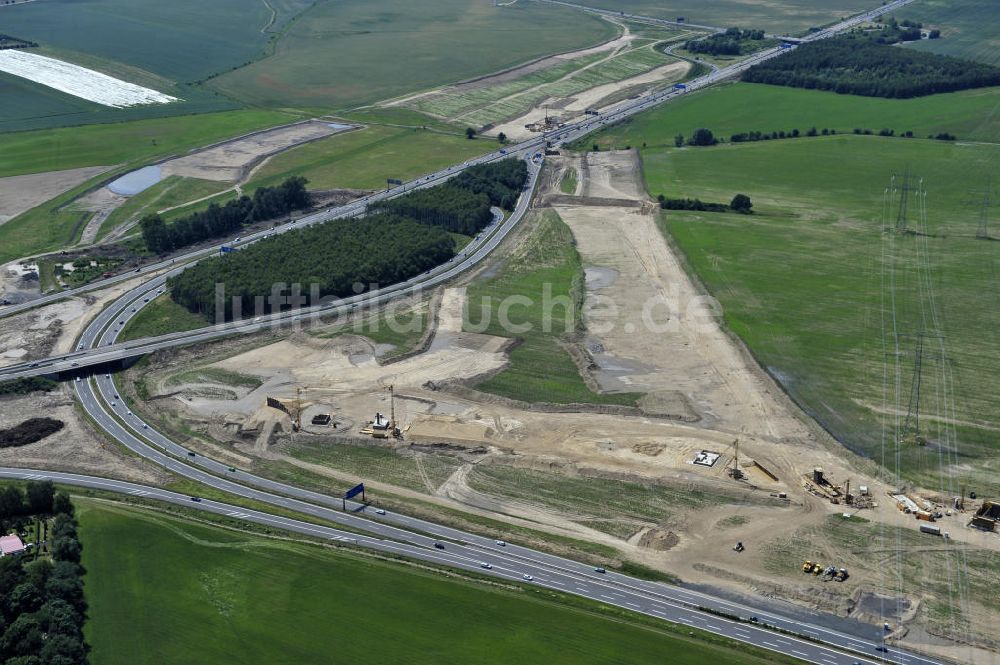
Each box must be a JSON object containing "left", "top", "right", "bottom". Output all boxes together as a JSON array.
[
  {"left": 0, "top": 482, "right": 88, "bottom": 665},
  {"left": 168, "top": 159, "right": 528, "bottom": 321},
  {"left": 685, "top": 27, "right": 766, "bottom": 56},
  {"left": 140, "top": 177, "right": 312, "bottom": 254},
  {"left": 742, "top": 36, "right": 1000, "bottom": 99}
]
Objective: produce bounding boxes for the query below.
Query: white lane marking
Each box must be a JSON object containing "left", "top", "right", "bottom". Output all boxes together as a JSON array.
[
  {"left": 792, "top": 650, "right": 808, "bottom": 657},
  {"left": 600, "top": 594, "right": 615, "bottom": 601},
  {"left": 626, "top": 602, "right": 640, "bottom": 609},
  {"left": 762, "top": 641, "right": 781, "bottom": 648},
  {"left": 707, "top": 624, "right": 722, "bottom": 631}
]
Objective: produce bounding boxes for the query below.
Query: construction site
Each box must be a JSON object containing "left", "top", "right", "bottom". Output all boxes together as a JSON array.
[{"left": 108, "top": 149, "right": 1000, "bottom": 662}]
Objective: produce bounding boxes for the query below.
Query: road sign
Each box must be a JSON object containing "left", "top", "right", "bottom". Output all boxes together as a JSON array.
[{"left": 343, "top": 482, "right": 365, "bottom": 510}]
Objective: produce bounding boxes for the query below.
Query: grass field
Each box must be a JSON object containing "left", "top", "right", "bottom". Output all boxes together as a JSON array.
[
  {"left": 210, "top": 0, "right": 616, "bottom": 110},
  {"left": 119, "top": 294, "right": 208, "bottom": 341},
  {"left": 0, "top": 0, "right": 311, "bottom": 84},
  {"left": 283, "top": 440, "right": 462, "bottom": 493},
  {"left": 560, "top": 167, "right": 578, "bottom": 194},
  {"left": 902, "top": 0, "right": 1000, "bottom": 66},
  {"left": 571, "top": 0, "right": 876, "bottom": 34},
  {"left": 78, "top": 500, "right": 793, "bottom": 665},
  {"left": 466, "top": 210, "right": 641, "bottom": 406},
  {"left": 468, "top": 464, "right": 751, "bottom": 538},
  {"left": 581, "top": 82, "right": 1000, "bottom": 151},
  {"left": 0, "top": 109, "right": 295, "bottom": 178},
  {"left": 622, "top": 134, "right": 1000, "bottom": 492},
  {"left": 247, "top": 125, "right": 493, "bottom": 192},
  {"left": 0, "top": 0, "right": 310, "bottom": 131}
]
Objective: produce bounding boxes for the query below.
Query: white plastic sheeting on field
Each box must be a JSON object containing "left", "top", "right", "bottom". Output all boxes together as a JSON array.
[{"left": 0, "top": 50, "right": 178, "bottom": 108}]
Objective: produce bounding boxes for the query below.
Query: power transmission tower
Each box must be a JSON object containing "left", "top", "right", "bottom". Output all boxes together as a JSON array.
[
  {"left": 893, "top": 168, "right": 914, "bottom": 234},
  {"left": 974, "top": 179, "right": 991, "bottom": 240},
  {"left": 896, "top": 332, "right": 945, "bottom": 443}
]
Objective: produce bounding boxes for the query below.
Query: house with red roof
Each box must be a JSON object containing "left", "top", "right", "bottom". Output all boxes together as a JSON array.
[{"left": 0, "top": 535, "right": 26, "bottom": 557}]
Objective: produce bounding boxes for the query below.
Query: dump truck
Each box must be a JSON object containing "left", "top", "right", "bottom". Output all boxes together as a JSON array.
[{"left": 920, "top": 524, "right": 942, "bottom": 536}]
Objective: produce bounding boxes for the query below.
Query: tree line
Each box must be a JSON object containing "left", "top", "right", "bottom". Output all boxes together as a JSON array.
[
  {"left": 0, "top": 378, "right": 56, "bottom": 397},
  {"left": 685, "top": 27, "right": 766, "bottom": 56},
  {"left": 168, "top": 159, "right": 528, "bottom": 322},
  {"left": 1, "top": 482, "right": 88, "bottom": 665},
  {"left": 140, "top": 177, "right": 312, "bottom": 255},
  {"left": 742, "top": 36, "right": 1000, "bottom": 99},
  {"left": 657, "top": 193, "right": 753, "bottom": 214}
]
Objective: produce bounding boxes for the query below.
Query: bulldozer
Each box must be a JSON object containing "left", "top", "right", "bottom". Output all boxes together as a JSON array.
[{"left": 802, "top": 560, "right": 814, "bottom": 573}]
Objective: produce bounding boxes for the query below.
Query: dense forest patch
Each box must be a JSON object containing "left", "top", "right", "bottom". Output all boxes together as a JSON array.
[{"left": 742, "top": 36, "right": 1000, "bottom": 98}]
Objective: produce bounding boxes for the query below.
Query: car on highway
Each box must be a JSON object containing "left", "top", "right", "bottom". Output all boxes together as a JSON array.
[
  {"left": 480, "top": 562, "right": 492, "bottom": 569},
  {"left": 522, "top": 574, "right": 533, "bottom": 581},
  {"left": 433, "top": 542, "right": 445, "bottom": 549},
  {"left": 75, "top": 377, "right": 80, "bottom": 382},
  {"left": 875, "top": 646, "right": 889, "bottom": 653},
  {"left": 71, "top": 362, "right": 79, "bottom": 367},
  {"left": 142, "top": 424, "right": 148, "bottom": 429},
  {"left": 495, "top": 540, "right": 505, "bottom": 546},
  {"left": 375, "top": 508, "right": 386, "bottom": 515},
  {"left": 594, "top": 567, "right": 606, "bottom": 574},
  {"left": 227, "top": 467, "right": 236, "bottom": 472},
  {"left": 187, "top": 451, "right": 196, "bottom": 457},
  {"left": 114, "top": 394, "right": 119, "bottom": 400},
  {"left": 190, "top": 497, "right": 201, "bottom": 502}
]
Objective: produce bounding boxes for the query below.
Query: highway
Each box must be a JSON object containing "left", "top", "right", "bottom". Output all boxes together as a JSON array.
[
  {"left": 0, "top": 467, "right": 937, "bottom": 665},
  {"left": 1, "top": 1, "right": 936, "bottom": 663}
]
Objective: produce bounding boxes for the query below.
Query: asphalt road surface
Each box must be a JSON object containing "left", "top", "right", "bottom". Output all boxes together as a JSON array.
[{"left": 0, "top": 467, "right": 937, "bottom": 665}]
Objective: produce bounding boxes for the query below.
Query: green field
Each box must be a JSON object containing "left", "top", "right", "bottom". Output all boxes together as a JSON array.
[
  {"left": 210, "top": 0, "right": 616, "bottom": 110},
  {"left": 570, "top": 0, "right": 876, "bottom": 34},
  {"left": 560, "top": 167, "right": 578, "bottom": 194},
  {"left": 902, "top": 0, "right": 1000, "bottom": 66},
  {"left": 247, "top": 125, "right": 493, "bottom": 191},
  {"left": 79, "top": 500, "right": 794, "bottom": 665},
  {"left": 119, "top": 294, "right": 208, "bottom": 341},
  {"left": 466, "top": 210, "right": 641, "bottom": 406},
  {"left": 0, "top": 0, "right": 311, "bottom": 130},
  {"left": 582, "top": 82, "right": 1000, "bottom": 151},
  {"left": 620, "top": 134, "right": 1000, "bottom": 491},
  {"left": 0, "top": 109, "right": 295, "bottom": 178},
  {"left": 468, "top": 464, "right": 755, "bottom": 538},
  {"left": 0, "top": 0, "right": 311, "bottom": 83}
]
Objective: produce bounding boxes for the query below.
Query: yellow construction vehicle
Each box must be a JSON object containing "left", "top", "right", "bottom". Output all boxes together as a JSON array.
[{"left": 802, "top": 560, "right": 814, "bottom": 573}]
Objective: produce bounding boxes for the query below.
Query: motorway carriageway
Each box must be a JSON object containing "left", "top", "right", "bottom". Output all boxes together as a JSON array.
[{"left": 0, "top": 467, "right": 929, "bottom": 665}]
